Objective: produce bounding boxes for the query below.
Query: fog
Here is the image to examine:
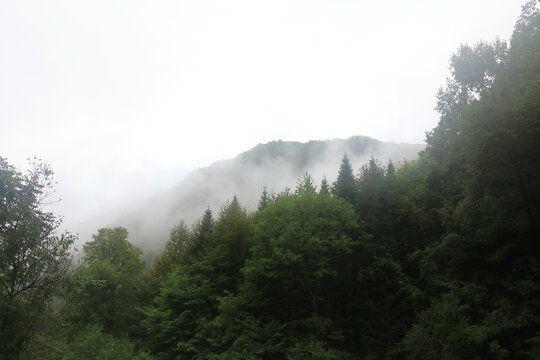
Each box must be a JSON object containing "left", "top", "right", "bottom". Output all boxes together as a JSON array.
[
  {"left": 102, "top": 136, "right": 423, "bottom": 252},
  {"left": 0, "top": 1, "right": 522, "bottom": 249}
]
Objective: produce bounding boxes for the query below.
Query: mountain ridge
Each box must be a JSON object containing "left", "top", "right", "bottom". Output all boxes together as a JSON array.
[{"left": 113, "top": 135, "right": 424, "bottom": 251}]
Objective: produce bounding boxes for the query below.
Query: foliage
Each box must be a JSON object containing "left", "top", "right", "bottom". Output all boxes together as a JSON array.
[
  {"left": 0, "top": 158, "right": 75, "bottom": 359},
  {"left": 9, "top": 3, "right": 540, "bottom": 358},
  {"left": 143, "top": 198, "right": 253, "bottom": 359},
  {"left": 153, "top": 220, "right": 193, "bottom": 277},
  {"left": 257, "top": 186, "right": 270, "bottom": 211},
  {"left": 332, "top": 154, "right": 356, "bottom": 204},
  {"left": 211, "top": 188, "right": 360, "bottom": 358},
  {"left": 64, "top": 227, "right": 146, "bottom": 335},
  {"left": 399, "top": 3, "right": 540, "bottom": 358},
  {"left": 83, "top": 227, "right": 145, "bottom": 276},
  {"left": 319, "top": 176, "right": 330, "bottom": 195},
  {"left": 191, "top": 208, "right": 215, "bottom": 256},
  {"left": 63, "top": 324, "right": 152, "bottom": 360}
]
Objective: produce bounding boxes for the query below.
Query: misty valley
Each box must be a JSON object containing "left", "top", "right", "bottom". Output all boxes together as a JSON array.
[{"left": 2, "top": 2, "right": 540, "bottom": 359}]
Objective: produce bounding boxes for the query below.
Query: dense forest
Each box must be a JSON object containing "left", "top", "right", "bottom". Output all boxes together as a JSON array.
[{"left": 1, "top": 1, "right": 540, "bottom": 359}]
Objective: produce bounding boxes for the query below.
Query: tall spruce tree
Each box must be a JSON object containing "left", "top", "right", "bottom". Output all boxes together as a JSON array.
[
  {"left": 191, "top": 208, "right": 214, "bottom": 256},
  {"left": 257, "top": 186, "right": 270, "bottom": 211},
  {"left": 332, "top": 154, "right": 357, "bottom": 204}
]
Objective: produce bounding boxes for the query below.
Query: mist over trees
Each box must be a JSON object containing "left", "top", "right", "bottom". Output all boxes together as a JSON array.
[
  {"left": 1, "top": 1, "right": 540, "bottom": 358},
  {"left": 112, "top": 136, "right": 423, "bottom": 253}
]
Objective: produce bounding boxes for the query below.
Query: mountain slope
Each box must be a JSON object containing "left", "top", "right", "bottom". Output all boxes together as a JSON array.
[{"left": 114, "top": 136, "right": 423, "bottom": 251}]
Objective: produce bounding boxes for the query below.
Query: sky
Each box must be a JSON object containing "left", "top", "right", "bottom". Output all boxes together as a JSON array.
[{"left": 0, "top": 0, "right": 524, "bottom": 233}]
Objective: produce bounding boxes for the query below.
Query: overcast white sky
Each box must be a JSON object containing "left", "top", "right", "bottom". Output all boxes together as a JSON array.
[{"left": 0, "top": 0, "right": 523, "bottom": 230}]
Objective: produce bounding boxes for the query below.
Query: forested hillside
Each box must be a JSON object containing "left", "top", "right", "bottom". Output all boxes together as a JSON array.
[
  {"left": 113, "top": 136, "right": 422, "bottom": 252},
  {"left": 1, "top": 1, "right": 539, "bottom": 359}
]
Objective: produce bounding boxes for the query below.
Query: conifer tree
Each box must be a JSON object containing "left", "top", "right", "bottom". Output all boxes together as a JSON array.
[
  {"left": 257, "top": 186, "right": 270, "bottom": 211},
  {"left": 153, "top": 220, "right": 193, "bottom": 277},
  {"left": 295, "top": 172, "right": 317, "bottom": 196},
  {"left": 332, "top": 154, "right": 357, "bottom": 204},
  {"left": 191, "top": 208, "right": 214, "bottom": 256},
  {"left": 319, "top": 176, "right": 330, "bottom": 195},
  {"left": 229, "top": 195, "right": 240, "bottom": 210},
  {"left": 386, "top": 159, "right": 396, "bottom": 176}
]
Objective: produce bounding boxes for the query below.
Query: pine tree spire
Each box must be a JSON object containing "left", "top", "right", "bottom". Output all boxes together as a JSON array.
[{"left": 332, "top": 154, "right": 357, "bottom": 204}]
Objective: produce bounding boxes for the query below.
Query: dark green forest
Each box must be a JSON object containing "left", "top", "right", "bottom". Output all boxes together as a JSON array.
[{"left": 1, "top": 2, "right": 540, "bottom": 358}]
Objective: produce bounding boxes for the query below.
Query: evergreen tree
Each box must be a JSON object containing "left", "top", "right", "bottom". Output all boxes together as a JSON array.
[
  {"left": 355, "top": 157, "right": 386, "bottom": 228},
  {"left": 358, "top": 157, "right": 385, "bottom": 190},
  {"left": 295, "top": 172, "right": 317, "bottom": 196},
  {"left": 257, "top": 186, "right": 270, "bottom": 211},
  {"left": 166, "top": 220, "right": 193, "bottom": 264},
  {"left": 332, "top": 154, "right": 357, "bottom": 204},
  {"left": 229, "top": 194, "right": 240, "bottom": 210},
  {"left": 319, "top": 175, "right": 330, "bottom": 195},
  {"left": 152, "top": 220, "right": 193, "bottom": 277},
  {"left": 386, "top": 159, "right": 396, "bottom": 176},
  {"left": 191, "top": 208, "right": 214, "bottom": 256},
  {"left": 143, "top": 198, "right": 253, "bottom": 359}
]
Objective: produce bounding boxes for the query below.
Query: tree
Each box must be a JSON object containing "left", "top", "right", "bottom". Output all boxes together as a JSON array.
[
  {"left": 460, "top": 0, "right": 540, "bottom": 231},
  {"left": 190, "top": 208, "right": 214, "bottom": 256},
  {"left": 152, "top": 220, "right": 193, "bottom": 277},
  {"left": 213, "top": 192, "right": 359, "bottom": 358},
  {"left": 295, "top": 172, "right": 317, "bottom": 196},
  {"left": 209, "top": 195, "right": 253, "bottom": 286},
  {"left": 65, "top": 227, "right": 145, "bottom": 334},
  {"left": 257, "top": 186, "right": 270, "bottom": 211},
  {"left": 332, "top": 154, "right": 357, "bottom": 204},
  {"left": 0, "top": 158, "right": 75, "bottom": 359},
  {"left": 355, "top": 157, "right": 386, "bottom": 230},
  {"left": 213, "top": 196, "right": 251, "bottom": 264},
  {"left": 401, "top": 4, "right": 540, "bottom": 357},
  {"left": 143, "top": 197, "right": 254, "bottom": 359},
  {"left": 426, "top": 39, "right": 507, "bottom": 161},
  {"left": 83, "top": 227, "right": 144, "bottom": 276},
  {"left": 165, "top": 220, "right": 193, "bottom": 262},
  {"left": 319, "top": 176, "right": 330, "bottom": 195},
  {"left": 357, "top": 157, "right": 385, "bottom": 190},
  {"left": 386, "top": 160, "right": 396, "bottom": 176}
]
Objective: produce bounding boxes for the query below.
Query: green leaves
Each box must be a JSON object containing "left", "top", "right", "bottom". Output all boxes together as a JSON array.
[
  {"left": 0, "top": 158, "right": 75, "bottom": 358},
  {"left": 450, "top": 42, "right": 506, "bottom": 94},
  {"left": 83, "top": 227, "right": 144, "bottom": 276},
  {"left": 222, "top": 192, "right": 359, "bottom": 357},
  {"left": 63, "top": 324, "right": 152, "bottom": 360},
  {"left": 64, "top": 227, "right": 146, "bottom": 335}
]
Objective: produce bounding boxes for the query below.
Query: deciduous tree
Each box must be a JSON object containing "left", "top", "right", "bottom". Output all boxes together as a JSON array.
[{"left": 0, "top": 158, "right": 74, "bottom": 359}]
